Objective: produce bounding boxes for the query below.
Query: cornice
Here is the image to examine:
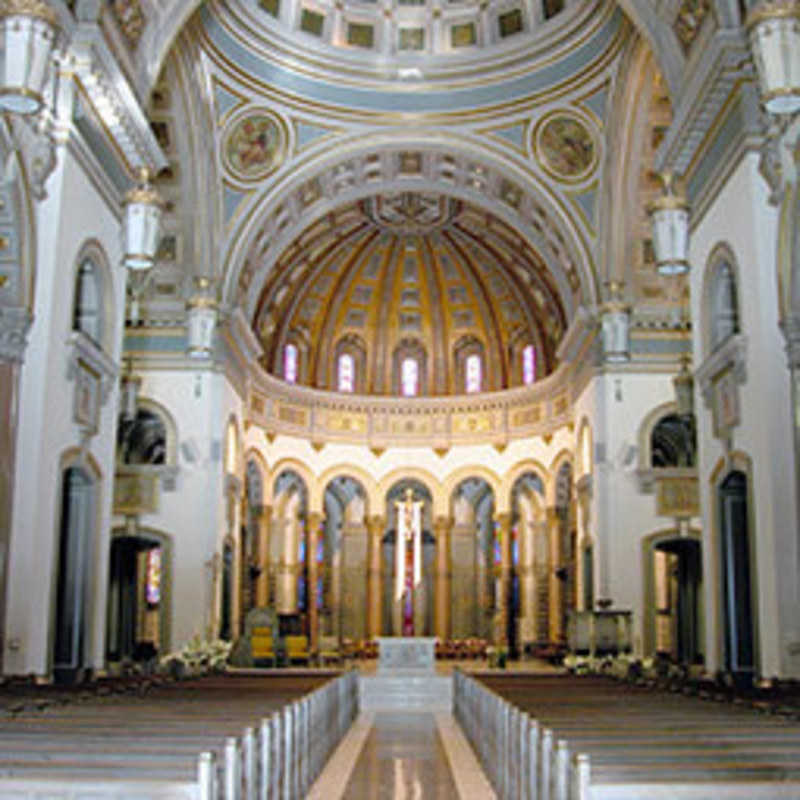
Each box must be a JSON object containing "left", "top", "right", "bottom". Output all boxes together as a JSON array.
[
  {"left": 67, "top": 19, "right": 168, "bottom": 176},
  {"left": 655, "top": 29, "right": 758, "bottom": 185}
]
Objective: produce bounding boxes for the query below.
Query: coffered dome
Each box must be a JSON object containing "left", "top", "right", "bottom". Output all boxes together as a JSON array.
[{"left": 253, "top": 193, "right": 568, "bottom": 395}]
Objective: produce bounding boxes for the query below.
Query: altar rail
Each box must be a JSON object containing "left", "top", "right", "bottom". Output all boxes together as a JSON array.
[
  {"left": 453, "top": 670, "right": 589, "bottom": 800},
  {"left": 197, "top": 670, "right": 359, "bottom": 799}
]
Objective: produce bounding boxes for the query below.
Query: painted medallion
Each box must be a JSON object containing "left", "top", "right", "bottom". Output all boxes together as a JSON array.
[
  {"left": 223, "top": 111, "right": 286, "bottom": 181},
  {"left": 535, "top": 113, "right": 597, "bottom": 181}
]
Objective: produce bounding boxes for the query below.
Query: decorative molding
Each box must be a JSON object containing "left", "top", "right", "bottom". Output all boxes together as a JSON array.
[
  {"left": 694, "top": 332, "right": 747, "bottom": 407},
  {"left": 66, "top": 329, "right": 118, "bottom": 404},
  {"left": 0, "top": 306, "right": 33, "bottom": 362},
  {"left": 67, "top": 17, "right": 168, "bottom": 175},
  {"left": 655, "top": 30, "right": 758, "bottom": 190}
]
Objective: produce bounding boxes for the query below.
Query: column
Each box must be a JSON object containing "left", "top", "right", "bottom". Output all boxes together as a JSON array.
[
  {"left": 307, "top": 511, "right": 323, "bottom": 654},
  {"left": 341, "top": 521, "right": 368, "bottom": 640},
  {"left": 450, "top": 520, "right": 478, "bottom": 637},
  {"left": 433, "top": 516, "right": 453, "bottom": 640},
  {"left": 494, "top": 513, "right": 512, "bottom": 646},
  {"left": 546, "top": 507, "right": 562, "bottom": 643},
  {"left": 226, "top": 481, "right": 242, "bottom": 637},
  {"left": 516, "top": 518, "right": 537, "bottom": 648},
  {"left": 366, "top": 515, "right": 385, "bottom": 638},
  {"left": 255, "top": 504, "right": 271, "bottom": 607}
]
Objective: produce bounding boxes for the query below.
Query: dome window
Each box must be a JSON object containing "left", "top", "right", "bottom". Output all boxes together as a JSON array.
[
  {"left": 401, "top": 357, "right": 419, "bottom": 396},
  {"left": 284, "top": 343, "right": 298, "bottom": 383},
  {"left": 338, "top": 353, "right": 355, "bottom": 393},
  {"left": 465, "top": 353, "right": 482, "bottom": 393},
  {"left": 522, "top": 344, "right": 536, "bottom": 385}
]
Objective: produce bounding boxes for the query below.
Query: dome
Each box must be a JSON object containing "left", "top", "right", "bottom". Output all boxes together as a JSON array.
[{"left": 253, "top": 193, "right": 568, "bottom": 395}]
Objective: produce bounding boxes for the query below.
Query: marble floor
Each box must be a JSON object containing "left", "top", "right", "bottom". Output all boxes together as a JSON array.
[{"left": 307, "top": 710, "right": 496, "bottom": 799}]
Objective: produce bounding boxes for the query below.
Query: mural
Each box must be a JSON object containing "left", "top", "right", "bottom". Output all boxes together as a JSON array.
[
  {"left": 535, "top": 113, "right": 596, "bottom": 181},
  {"left": 224, "top": 112, "right": 285, "bottom": 181}
]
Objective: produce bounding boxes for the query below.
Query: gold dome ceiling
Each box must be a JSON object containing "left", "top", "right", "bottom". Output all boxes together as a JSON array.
[{"left": 253, "top": 193, "right": 567, "bottom": 395}]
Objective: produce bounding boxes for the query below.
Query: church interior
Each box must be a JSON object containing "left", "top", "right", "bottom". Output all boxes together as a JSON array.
[{"left": 2, "top": 0, "right": 800, "bottom": 795}]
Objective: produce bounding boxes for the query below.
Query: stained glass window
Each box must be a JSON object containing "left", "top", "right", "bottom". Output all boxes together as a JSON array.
[
  {"left": 145, "top": 548, "right": 161, "bottom": 605},
  {"left": 465, "top": 353, "right": 482, "bottom": 393},
  {"left": 338, "top": 353, "right": 354, "bottom": 392},
  {"left": 522, "top": 344, "right": 536, "bottom": 385},
  {"left": 284, "top": 343, "right": 298, "bottom": 383},
  {"left": 401, "top": 357, "right": 419, "bottom": 396}
]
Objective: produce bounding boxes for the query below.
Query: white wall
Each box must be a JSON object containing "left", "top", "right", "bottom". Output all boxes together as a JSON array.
[
  {"left": 690, "top": 152, "right": 800, "bottom": 678},
  {"left": 573, "top": 369, "right": 694, "bottom": 656},
  {"left": 120, "top": 368, "right": 246, "bottom": 651},
  {"left": 4, "top": 148, "right": 125, "bottom": 676}
]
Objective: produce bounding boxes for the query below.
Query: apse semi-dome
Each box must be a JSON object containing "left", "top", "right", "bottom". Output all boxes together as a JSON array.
[{"left": 253, "top": 193, "right": 568, "bottom": 396}]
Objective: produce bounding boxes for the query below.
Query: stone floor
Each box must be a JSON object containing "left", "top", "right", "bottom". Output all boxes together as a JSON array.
[{"left": 308, "top": 710, "right": 496, "bottom": 800}]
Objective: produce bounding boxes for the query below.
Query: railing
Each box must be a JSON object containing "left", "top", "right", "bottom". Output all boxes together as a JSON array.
[
  {"left": 453, "top": 670, "right": 590, "bottom": 800},
  {"left": 197, "top": 670, "right": 359, "bottom": 799}
]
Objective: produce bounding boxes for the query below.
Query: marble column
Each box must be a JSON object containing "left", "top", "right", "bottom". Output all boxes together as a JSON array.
[
  {"left": 341, "top": 521, "right": 368, "bottom": 640},
  {"left": 366, "top": 515, "right": 385, "bottom": 638},
  {"left": 255, "top": 504, "right": 271, "bottom": 607},
  {"left": 226, "top": 480, "right": 243, "bottom": 636},
  {"left": 307, "top": 512, "right": 323, "bottom": 653},
  {"left": 433, "top": 516, "right": 452, "bottom": 640},
  {"left": 450, "top": 521, "right": 478, "bottom": 638},
  {"left": 495, "top": 513, "right": 512, "bottom": 646},
  {"left": 516, "top": 518, "right": 537, "bottom": 648},
  {"left": 546, "top": 506, "right": 562, "bottom": 643}
]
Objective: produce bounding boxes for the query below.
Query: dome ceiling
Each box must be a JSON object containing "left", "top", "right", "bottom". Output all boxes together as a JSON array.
[{"left": 254, "top": 193, "right": 567, "bottom": 395}]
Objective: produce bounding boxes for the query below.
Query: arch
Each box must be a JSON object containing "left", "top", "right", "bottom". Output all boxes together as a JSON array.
[
  {"left": 376, "top": 467, "right": 443, "bottom": 515},
  {"left": 500, "top": 459, "right": 550, "bottom": 512},
  {"left": 637, "top": 400, "right": 678, "bottom": 470},
  {"left": 442, "top": 465, "right": 502, "bottom": 507},
  {"left": 243, "top": 446, "right": 269, "bottom": 487},
  {"left": 70, "top": 239, "right": 116, "bottom": 355},
  {"left": 312, "top": 464, "right": 376, "bottom": 514},
  {"left": 547, "top": 448, "right": 574, "bottom": 502},
  {"left": 134, "top": 397, "right": 179, "bottom": 467},
  {"left": 701, "top": 242, "right": 741, "bottom": 357},
  {"left": 269, "top": 457, "right": 316, "bottom": 506},
  {"left": 223, "top": 132, "right": 596, "bottom": 318}
]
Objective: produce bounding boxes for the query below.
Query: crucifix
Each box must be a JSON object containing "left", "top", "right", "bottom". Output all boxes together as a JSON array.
[{"left": 394, "top": 488, "right": 422, "bottom": 635}]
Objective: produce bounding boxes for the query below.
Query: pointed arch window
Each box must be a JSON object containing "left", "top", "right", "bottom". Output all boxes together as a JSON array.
[
  {"left": 465, "top": 353, "right": 482, "bottom": 393},
  {"left": 337, "top": 353, "right": 355, "bottom": 393},
  {"left": 284, "top": 343, "right": 298, "bottom": 383},
  {"left": 522, "top": 344, "right": 536, "bottom": 385},
  {"left": 401, "top": 357, "right": 419, "bottom": 396}
]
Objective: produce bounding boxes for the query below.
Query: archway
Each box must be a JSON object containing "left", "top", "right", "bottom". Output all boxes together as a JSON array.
[
  {"left": 510, "top": 472, "right": 546, "bottom": 656},
  {"left": 719, "top": 470, "right": 755, "bottom": 679},
  {"left": 107, "top": 528, "right": 171, "bottom": 665},
  {"left": 643, "top": 531, "right": 702, "bottom": 664},
  {"left": 450, "top": 477, "right": 495, "bottom": 640},
  {"left": 53, "top": 467, "right": 95, "bottom": 684},
  {"left": 384, "top": 479, "right": 434, "bottom": 637},
  {"left": 323, "top": 476, "right": 367, "bottom": 641}
]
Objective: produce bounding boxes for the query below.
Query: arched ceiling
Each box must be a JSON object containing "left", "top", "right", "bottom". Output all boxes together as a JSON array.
[{"left": 254, "top": 194, "right": 567, "bottom": 394}]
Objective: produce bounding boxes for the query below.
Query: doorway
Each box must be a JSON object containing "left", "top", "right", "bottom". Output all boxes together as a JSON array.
[
  {"left": 53, "top": 467, "right": 94, "bottom": 684},
  {"left": 719, "top": 470, "right": 755, "bottom": 678},
  {"left": 653, "top": 538, "right": 702, "bottom": 664},
  {"left": 107, "top": 532, "right": 168, "bottom": 664}
]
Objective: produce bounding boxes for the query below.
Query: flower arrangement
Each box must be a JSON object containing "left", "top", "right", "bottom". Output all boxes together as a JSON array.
[
  {"left": 159, "top": 636, "right": 233, "bottom": 679},
  {"left": 486, "top": 645, "right": 508, "bottom": 668}
]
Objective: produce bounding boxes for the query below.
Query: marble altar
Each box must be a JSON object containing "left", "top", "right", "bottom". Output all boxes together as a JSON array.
[{"left": 376, "top": 637, "right": 436, "bottom": 674}]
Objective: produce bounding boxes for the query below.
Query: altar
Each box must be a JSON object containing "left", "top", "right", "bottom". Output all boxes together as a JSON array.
[
  {"left": 376, "top": 636, "right": 435, "bottom": 674},
  {"left": 361, "top": 637, "right": 451, "bottom": 710}
]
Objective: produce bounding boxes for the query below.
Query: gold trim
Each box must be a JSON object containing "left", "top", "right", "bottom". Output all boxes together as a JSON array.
[
  {"left": 746, "top": 0, "right": 800, "bottom": 29},
  {"left": 0, "top": 0, "right": 57, "bottom": 26}
]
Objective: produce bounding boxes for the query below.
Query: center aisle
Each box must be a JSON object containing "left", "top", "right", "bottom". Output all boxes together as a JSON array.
[{"left": 342, "top": 712, "right": 459, "bottom": 799}]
